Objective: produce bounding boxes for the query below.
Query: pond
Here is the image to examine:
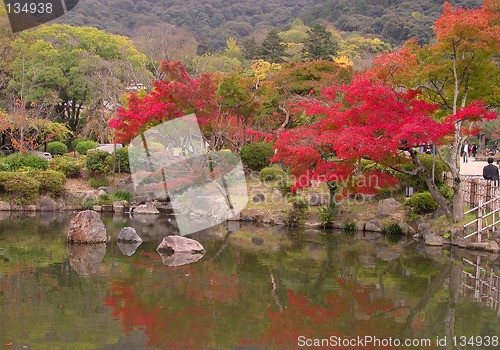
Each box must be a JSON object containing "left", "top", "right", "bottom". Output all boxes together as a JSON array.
[{"left": 0, "top": 212, "right": 499, "bottom": 350}]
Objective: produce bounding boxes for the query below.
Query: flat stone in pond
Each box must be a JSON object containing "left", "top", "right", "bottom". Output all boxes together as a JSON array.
[
  {"left": 134, "top": 203, "right": 160, "bottom": 215},
  {"left": 157, "top": 235, "right": 204, "bottom": 253}
]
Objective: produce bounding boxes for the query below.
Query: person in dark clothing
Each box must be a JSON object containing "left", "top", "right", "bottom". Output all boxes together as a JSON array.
[
  {"left": 472, "top": 144, "right": 477, "bottom": 158},
  {"left": 483, "top": 157, "right": 499, "bottom": 185}
]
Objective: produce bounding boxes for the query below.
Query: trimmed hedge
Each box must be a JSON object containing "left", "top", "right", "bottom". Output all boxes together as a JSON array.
[
  {"left": 75, "top": 140, "right": 99, "bottom": 155},
  {"left": 0, "top": 171, "right": 40, "bottom": 204},
  {"left": 50, "top": 156, "right": 84, "bottom": 178},
  {"left": 29, "top": 170, "right": 66, "bottom": 197},
  {"left": 404, "top": 192, "right": 439, "bottom": 214},
  {"left": 47, "top": 141, "right": 68, "bottom": 155},
  {"left": 259, "top": 166, "right": 285, "bottom": 181},
  {"left": 0, "top": 153, "right": 48, "bottom": 171},
  {"left": 239, "top": 142, "right": 274, "bottom": 171}
]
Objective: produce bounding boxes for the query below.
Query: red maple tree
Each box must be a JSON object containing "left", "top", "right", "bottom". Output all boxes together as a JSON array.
[
  {"left": 110, "top": 61, "right": 219, "bottom": 144},
  {"left": 368, "top": 0, "right": 499, "bottom": 220},
  {"left": 272, "top": 75, "right": 450, "bottom": 211}
]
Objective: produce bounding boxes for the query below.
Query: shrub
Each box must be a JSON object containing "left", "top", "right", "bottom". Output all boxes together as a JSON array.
[
  {"left": 112, "top": 190, "right": 132, "bottom": 202},
  {"left": 0, "top": 171, "right": 40, "bottom": 204},
  {"left": 404, "top": 192, "right": 439, "bottom": 214},
  {"left": 1, "top": 153, "right": 48, "bottom": 171},
  {"left": 396, "top": 154, "right": 449, "bottom": 192},
  {"left": 47, "top": 141, "right": 68, "bottom": 155},
  {"left": 97, "top": 194, "right": 113, "bottom": 206},
  {"left": 83, "top": 198, "right": 96, "bottom": 210},
  {"left": 382, "top": 222, "right": 404, "bottom": 236},
  {"left": 342, "top": 222, "right": 356, "bottom": 233},
  {"left": 286, "top": 195, "right": 309, "bottom": 226},
  {"left": 88, "top": 177, "right": 109, "bottom": 188},
  {"left": 276, "top": 174, "right": 294, "bottom": 196},
  {"left": 319, "top": 207, "right": 337, "bottom": 227},
  {"left": 115, "top": 146, "right": 130, "bottom": 173},
  {"left": 259, "top": 166, "right": 285, "bottom": 181},
  {"left": 438, "top": 183, "right": 453, "bottom": 200},
  {"left": 75, "top": 140, "right": 99, "bottom": 155},
  {"left": 85, "top": 150, "right": 115, "bottom": 177},
  {"left": 29, "top": 170, "right": 66, "bottom": 197},
  {"left": 50, "top": 155, "right": 84, "bottom": 178},
  {"left": 239, "top": 142, "right": 274, "bottom": 171}
]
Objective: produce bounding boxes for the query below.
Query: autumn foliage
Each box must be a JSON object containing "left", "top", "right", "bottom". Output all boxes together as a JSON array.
[
  {"left": 110, "top": 61, "right": 219, "bottom": 143},
  {"left": 272, "top": 75, "right": 450, "bottom": 197}
]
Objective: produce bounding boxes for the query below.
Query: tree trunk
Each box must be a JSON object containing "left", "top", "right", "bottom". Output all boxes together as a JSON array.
[
  {"left": 410, "top": 149, "right": 454, "bottom": 219},
  {"left": 327, "top": 181, "right": 337, "bottom": 211}
]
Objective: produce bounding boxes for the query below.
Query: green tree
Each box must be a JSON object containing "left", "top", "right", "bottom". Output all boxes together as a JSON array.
[
  {"left": 242, "top": 37, "right": 260, "bottom": 60},
  {"left": 259, "top": 29, "right": 289, "bottom": 63},
  {"left": 6, "top": 24, "right": 151, "bottom": 135},
  {"left": 301, "top": 23, "right": 339, "bottom": 61}
]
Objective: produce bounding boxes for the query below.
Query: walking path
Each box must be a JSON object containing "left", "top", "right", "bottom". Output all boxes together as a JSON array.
[{"left": 460, "top": 159, "right": 491, "bottom": 176}]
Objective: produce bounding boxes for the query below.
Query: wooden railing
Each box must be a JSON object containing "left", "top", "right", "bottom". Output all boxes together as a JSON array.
[
  {"left": 463, "top": 196, "right": 500, "bottom": 242},
  {"left": 443, "top": 175, "right": 500, "bottom": 241},
  {"left": 461, "top": 256, "right": 500, "bottom": 315},
  {"left": 456, "top": 175, "right": 498, "bottom": 208}
]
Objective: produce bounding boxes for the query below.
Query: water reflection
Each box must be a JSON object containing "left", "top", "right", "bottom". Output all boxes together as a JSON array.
[
  {"left": 157, "top": 251, "right": 205, "bottom": 267},
  {"left": 0, "top": 213, "right": 499, "bottom": 350},
  {"left": 117, "top": 241, "right": 143, "bottom": 257},
  {"left": 68, "top": 244, "right": 107, "bottom": 276}
]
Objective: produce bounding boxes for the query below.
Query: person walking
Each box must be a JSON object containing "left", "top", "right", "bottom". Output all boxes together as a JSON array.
[
  {"left": 483, "top": 157, "right": 499, "bottom": 186},
  {"left": 462, "top": 141, "right": 469, "bottom": 163},
  {"left": 472, "top": 144, "right": 477, "bottom": 158}
]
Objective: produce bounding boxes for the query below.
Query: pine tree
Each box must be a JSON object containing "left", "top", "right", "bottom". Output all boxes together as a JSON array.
[
  {"left": 197, "top": 35, "right": 213, "bottom": 56},
  {"left": 242, "top": 37, "right": 260, "bottom": 60},
  {"left": 301, "top": 23, "right": 338, "bottom": 61},
  {"left": 259, "top": 29, "right": 288, "bottom": 63}
]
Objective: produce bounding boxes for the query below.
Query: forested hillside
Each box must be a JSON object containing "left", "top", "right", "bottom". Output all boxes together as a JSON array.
[{"left": 58, "top": 0, "right": 483, "bottom": 49}]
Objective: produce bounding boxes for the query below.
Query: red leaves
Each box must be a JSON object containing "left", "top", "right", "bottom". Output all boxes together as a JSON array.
[
  {"left": 444, "top": 100, "right": 497, "bottom": 125},
  {"left": 435, "top": 1, "right": 500, "bottom": 51},
  {"left": 110, "top": 61, "right": 219, "bottom": 143},
  {"left": 272, "top": 75, "right": 449, "bottom": 195}
]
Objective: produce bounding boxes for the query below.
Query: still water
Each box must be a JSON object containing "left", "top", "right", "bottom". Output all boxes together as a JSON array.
[{"left": 0, "top": 212, "right": 499, "bottom": 350}]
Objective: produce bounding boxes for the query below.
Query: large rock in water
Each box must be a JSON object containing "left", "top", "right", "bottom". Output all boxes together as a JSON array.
[
  {"left": 67, "top": 210, "right": 107, "bottom": 243},
  {"left": 157, "top": 235, "right": 205, "bottom": 253}
]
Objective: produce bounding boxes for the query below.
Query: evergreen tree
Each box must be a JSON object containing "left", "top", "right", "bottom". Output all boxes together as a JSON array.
[
  {"left": 197, "top": 35, "right": 213, "bottom": 56},
  {"left": 259, "top": 29, "right": 288, "bottom": 63},
  {"left": 242, "top": 37, "right": 260, "bottom": 60},
  {"left": 301, "top": 23, "right": 338, "bottom": 61}
]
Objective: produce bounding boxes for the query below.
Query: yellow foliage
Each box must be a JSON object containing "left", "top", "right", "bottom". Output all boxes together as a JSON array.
[
  {"left": 334, "top": 56, "right": 353, "bottom": 68},
  {"left": 250, "top": 59, "right": 281, "bottom": 80}
]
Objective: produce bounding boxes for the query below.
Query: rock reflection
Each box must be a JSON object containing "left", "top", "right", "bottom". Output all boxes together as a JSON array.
[
  {"left": 158, "top": 251, "right": 204, "bottom": 267},
  {"left": 117, "top": 241, "right": 143, "bottom": 256},
  {"left": 68, "top": 244, "right": 106, "bottom": 275}
]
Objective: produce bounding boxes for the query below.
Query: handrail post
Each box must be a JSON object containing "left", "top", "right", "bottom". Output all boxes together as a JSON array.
[{"left": 477, "top": 199, "right": 483, "bottom": 243}]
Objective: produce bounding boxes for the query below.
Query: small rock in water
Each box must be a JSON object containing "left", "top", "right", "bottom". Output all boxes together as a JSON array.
[{"left": 117, "top": 227, "right": 143, "bottom": 243}]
